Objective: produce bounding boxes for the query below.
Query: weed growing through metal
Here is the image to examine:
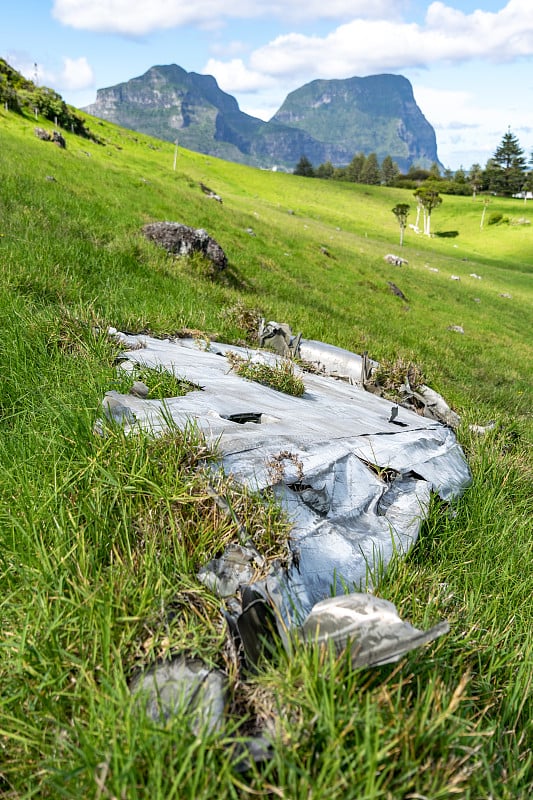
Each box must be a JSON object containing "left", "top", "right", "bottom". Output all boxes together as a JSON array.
[
  {"left": 370, "top": 356, "right": 425, "bottom": 402},
  {"left": 227, "top": 352, "right": 305, "bottom": 397},
  {"left": 128, "top": 364, "right": 202, "bottom": 398}
]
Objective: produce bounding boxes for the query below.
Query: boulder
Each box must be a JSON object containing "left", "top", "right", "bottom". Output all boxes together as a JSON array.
[
  {"left": 34, "top": 128, "right": 66, "bottom": 148},
  {"left": 142, "top": 222, "right": 227, "bottom": 271}
]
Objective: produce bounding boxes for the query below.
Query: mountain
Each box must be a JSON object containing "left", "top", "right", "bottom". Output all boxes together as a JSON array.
[
  {"left": 271, "top": 75, "right": 439, "bottom": 172},
  {"left": 84, "top": 65, "right": 440, "bottom": 171}
]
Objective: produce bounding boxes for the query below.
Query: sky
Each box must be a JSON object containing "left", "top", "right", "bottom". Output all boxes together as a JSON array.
[{"left": 2, "top": 1, "right": 533, "bottom": 170}]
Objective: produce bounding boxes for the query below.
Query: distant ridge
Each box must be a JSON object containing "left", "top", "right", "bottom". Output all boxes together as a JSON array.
[{"left": 84, "top": 65, "right": 441, "bottom": 171}]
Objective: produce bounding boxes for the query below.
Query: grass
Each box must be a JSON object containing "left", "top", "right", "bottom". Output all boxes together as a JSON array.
[
  {"left": 0, "top": 104, "right": 531, "bottom": 798},
  {"left": 227, "top": 353, "right": 305, "bottom": 396}
]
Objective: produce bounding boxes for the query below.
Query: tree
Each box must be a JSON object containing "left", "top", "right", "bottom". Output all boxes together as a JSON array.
[
  {"left": 315, "top": 160, "right": 334, "bottom": 179},
  {"left": 294, "top": 155, "right": 315, "bottom": 177},
  {"left": 345, "top": 153, "right": 365, "bottom": 182},
  {"left": 407, "top": 165, "right": 431, "bottom": 183},
  {"left": 392, "top": 203, "right": 410, "bottom": 246},
  {"left": 467, "top": 163, "right": 484, "bottom": 198},
  {"left": 381, "top": 155, "right": 400, "bottom": 186},
  {"left": 361, "top": 152, "right": 381, "bottom": 185},
  {"left": 429, "top": 162, "right": 442, "bottom": 179},
  {"left": 487, "top": 130, "right": 527, "bottom": 195},
  {"left": 414, "top": 182, "right": 442, "bottom": 236}
]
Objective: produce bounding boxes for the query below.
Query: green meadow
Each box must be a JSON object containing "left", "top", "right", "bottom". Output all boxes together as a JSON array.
[{"left": 0, "top": 106, "right": 531, "bottom": 798}]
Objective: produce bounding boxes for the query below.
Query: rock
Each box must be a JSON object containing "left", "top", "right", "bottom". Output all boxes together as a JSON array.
[
  {"left": 130, "top": 380, "right": 149, "bottom": 398},
  {"left": 388, "top": 281, "right": 408, "bottom": 301},
  {"left": 34, "top": 128, "right": 66, "bottom": 148},
  {"left": 52, "top": 131, "right": 66, "bottom": 148},
  {"left": 142, "top": 222, "right": 227, "bottom": 271},
  {"left": 450, "top": 275, "right": 460, "bottom": 281},
  {"left": 384, "top": 254, "right": 408, "bottom": 266},
  {"left": 35, "top": 127, "right": 51, "bottom": 141},
  {"left": 447, "top": 325, "right": 464, "bottom": 334},
  {"left": 469, "top": 421, "right": 496, "bottom": 435},
  {"left": 200, "top": 182, "right": 223, "bottom": 203}
]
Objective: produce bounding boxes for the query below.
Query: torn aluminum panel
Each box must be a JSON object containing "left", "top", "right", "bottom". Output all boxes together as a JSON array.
[
  {"left": 102, "top": 331, "right": 471, "bottom": 626},
  {"left": 300, "top": 593, "right": 449, "bottom": 668},
  {"left": 130, "top": 656, "right": 227, "bottom": 733}
]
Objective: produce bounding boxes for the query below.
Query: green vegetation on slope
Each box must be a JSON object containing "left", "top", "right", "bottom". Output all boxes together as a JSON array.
[{"left": 0, "top": 104, "right": 531, "bottom": 799}]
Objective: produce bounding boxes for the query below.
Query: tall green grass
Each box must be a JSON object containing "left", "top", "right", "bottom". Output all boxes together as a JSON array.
[{"left": 0, "top": 105, "right": 531, "bottom": 798}]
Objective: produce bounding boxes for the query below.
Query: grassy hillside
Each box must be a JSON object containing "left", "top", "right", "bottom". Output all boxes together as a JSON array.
[{"left": 0, "top": 106, "right": 531, "bottom": 799}]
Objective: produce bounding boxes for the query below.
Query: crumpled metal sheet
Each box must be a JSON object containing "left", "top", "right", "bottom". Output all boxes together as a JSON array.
[
  {"left": 130, "top": 656, "right": 227, "bottom": 733},
  {"left": 299, "top": 593, "right": 450, "bottom": 667},
  {"left": 104, "top": 330, "right": 471, "bottom": 625}
]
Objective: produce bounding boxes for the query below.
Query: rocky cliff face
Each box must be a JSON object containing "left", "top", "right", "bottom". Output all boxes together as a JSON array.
[
  {"left": 271, "top": 75, "right": 439, "bottom": 171},
  {"left": 85, "top": 66, "right": 440, "bottom": 171}
]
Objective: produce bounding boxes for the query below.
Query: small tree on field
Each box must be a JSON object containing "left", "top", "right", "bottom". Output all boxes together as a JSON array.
[
  {"left": 414, "top": 183, "right": 442, "bottom": 236},
  {"left": 294, "top": 155, "right": 315, "bottom": 177},
  {"left": 392, "top": 203, "right": 410, "bottom": 246}
]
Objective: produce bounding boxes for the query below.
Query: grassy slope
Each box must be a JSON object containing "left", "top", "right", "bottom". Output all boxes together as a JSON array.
[{"left": 0, "top": 108, "right": 531, "bottom": 799}]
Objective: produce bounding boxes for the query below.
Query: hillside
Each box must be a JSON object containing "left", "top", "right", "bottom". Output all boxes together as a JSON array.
[
  {"left": 0, "top": 101, "right": 531, "bottom": 799},
  {"left": 85, "top": 65, "right": 440, "bottom": 170}
]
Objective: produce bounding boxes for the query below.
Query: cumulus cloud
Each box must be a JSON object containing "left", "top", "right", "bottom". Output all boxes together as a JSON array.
[
  {"left": 203, "top": 58, "right": 276, "bottom": 93},
  {"left": 3, "top": 51, "right": 93, "bottom": 93},
  {"left": 59, "top": 56, "right": 94, "bottom": 90},
  {"left": 414, "top": 83, "right": 533, "bottom": 166},
  {"left": 248, "top": 1, "right": 533, "bottom": 81},
  {"left": 52, "top": 0, "right": 401, "bottom": 36}
]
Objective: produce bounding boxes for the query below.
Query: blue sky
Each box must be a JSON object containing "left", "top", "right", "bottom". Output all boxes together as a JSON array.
[{"left": 2, "top": 1, "right": 533, "bottom": 169}]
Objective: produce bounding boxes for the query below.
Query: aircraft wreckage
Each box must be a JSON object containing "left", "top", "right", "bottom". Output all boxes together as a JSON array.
[{"left": 101, "top": 326, "right": 471, "bottom": 674}]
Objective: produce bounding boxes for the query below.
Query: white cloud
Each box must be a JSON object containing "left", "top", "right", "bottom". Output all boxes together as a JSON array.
[
  {"left": 247, "top": 1, "right": 533, "bottom": 80},
  {"left": 51, "top": 0, "right": 402, "bottom": 36},
  {"left": 204, "top": 58, "right": 276, "bottom": 93},
  {"left": 59, "top": 56, "right": 94, "bottom": 90},
  {"left": 414, "top": 84, "right": 533, "bottom": 167}
]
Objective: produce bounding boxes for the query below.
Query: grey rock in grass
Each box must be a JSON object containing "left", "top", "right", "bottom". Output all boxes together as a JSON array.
[
  {"left": 35, "top": 127, "right": 66, "bottom": 148},
  {"left": 384, "top": 254, "right": 408, "bottom": 266},
  {"left": 142, "top": 221, "right": 227, "bottom": 271}
]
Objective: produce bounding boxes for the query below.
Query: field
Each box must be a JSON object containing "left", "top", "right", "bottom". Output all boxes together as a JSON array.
[{"left": 0, "top": 106, "right": 531, "bottom": 798}]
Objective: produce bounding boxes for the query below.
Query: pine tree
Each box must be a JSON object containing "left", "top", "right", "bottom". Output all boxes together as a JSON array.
[
  {"left": 488, "top": 130, "right": 527, "bottom": 196},
  {"left": 345, "top": 153, "right": 365, "bottom": 182},
  {"left": 381, "top": 155, "right": 400, "bottom": 186},
  {"left": 315, "top": 160, "right": 334, "bottom": 179},
  {"left": 293, "top": 155, "right": 315, "bottom": 177},
  {"left": 467, "top": 163, "right": 484, "bottom": 198},
  {"left": 361, "top": 153, "right": 381, "bottom": 185}
]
